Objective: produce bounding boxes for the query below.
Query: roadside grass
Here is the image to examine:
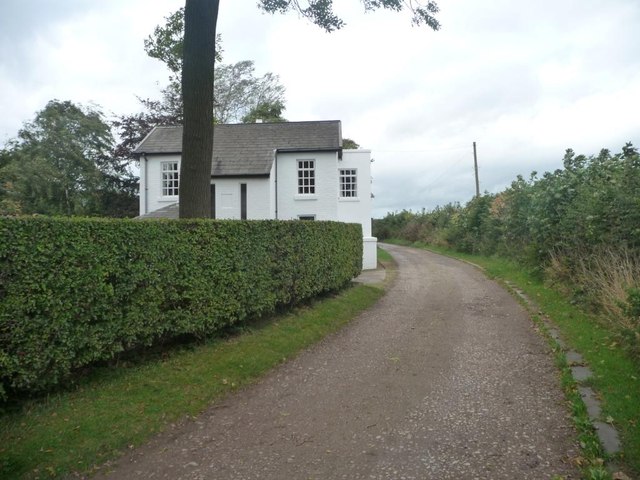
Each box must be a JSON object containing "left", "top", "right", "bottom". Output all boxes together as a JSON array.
[
  {"left": 377, "top": 246, "right": 393, "bottom": 263},
  {"left": 383, "top": 240, "right": 640, "bottom": 478},
  {"left": 0, "top": 282, "right": 385, "bottom": 480}
]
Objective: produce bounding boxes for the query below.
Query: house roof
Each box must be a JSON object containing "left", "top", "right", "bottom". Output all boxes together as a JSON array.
[
  {"left": 133, "top": 121, "right": 343, "bottom": 176},
  {"left": 136, "top": 203, "right": 179, "bottom": 219}
]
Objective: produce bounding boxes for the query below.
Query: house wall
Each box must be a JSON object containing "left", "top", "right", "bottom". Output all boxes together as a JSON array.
[
  {"left": 275, "top": 151, "right": 339, "bottom": 221},
  {"left": 140, "top": 148, "right": 377, "bottom": 269},
  {"left": 212, "top": 177, "right": 271, "bottom": 220},
  {"left": 338, "top": 149, "right": 377, "bottom": 269},
  {"left": 140, "top": 154, "right": 181, "bottom": 216},
  {"left": 276, "top": 149, "right": 377, "bottom": 270},
  {"left": 337, "top": 150, "right": 373, "bottom": 237}
]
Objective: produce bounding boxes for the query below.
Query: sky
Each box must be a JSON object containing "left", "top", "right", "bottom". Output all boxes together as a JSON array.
[{"left": 1, "top": 0, "right": 639, "bottom": 218}]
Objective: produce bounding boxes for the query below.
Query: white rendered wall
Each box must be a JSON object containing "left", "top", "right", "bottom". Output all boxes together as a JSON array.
[
  {"left": 339, "top": 150, "right": 377, "bottom": 270},
  {"left": 268, "top": 162, "right": 276, "bottom": 219},
  {"left": 212, "top": 177, "right": 271, "bottom": 220},
  {"left": 363, "top": 237, "right": 378, "bottom": 270},
  {"left": 337, "top": 150, "right": 373, "bottom": 237},
  {"left": 275, "top": 151, "right": 339, "bottom": 221},
  {"left": 140, "top": 154, "right": 181, "bottom": 215}
]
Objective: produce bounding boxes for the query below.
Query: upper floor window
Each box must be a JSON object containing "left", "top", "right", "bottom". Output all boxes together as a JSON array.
[
  {"left": 297, "top": 160, "right": 315, "bottom": 194},
  {"left": 162, "top": 161, "right": 179, "bottom": 197},
  {"left": 339, "top": 168, "right": 357, "bottom": 198}
]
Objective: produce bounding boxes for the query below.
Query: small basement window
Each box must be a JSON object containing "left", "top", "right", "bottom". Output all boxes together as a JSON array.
[
  {"left": 161, "top": 161, "right": 179, "bottom": 196},
  {"left": 298, "top": 215, "right": 316, "bottom": 221}
]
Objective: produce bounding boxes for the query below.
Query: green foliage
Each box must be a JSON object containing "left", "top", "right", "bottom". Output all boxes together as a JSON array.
[
  {"left": 214, "top": 60, "right": 286, "bottom": 124},
  {"left": 342, "top": 138, "right": 360, "bottom": 149},
  {"left": 0, "top": 100, "right": 137, "bottom": 217},
  {"left": 0, "top": 217, "right": 362, "bottom": 401},
  {"left": 258, "top": 0, "right": 441, "bottom": 32},
  {"left": 144, "top": 7, "right": 223, "bottom": 75},
  {"left": 622, "top": 288, "right": 640, "bottom": 358},
  {"left": 241, "top": 100, "right": 287, "bottom": 124},
  {"left": 375, "top": 143, "right": 640, "bottom": 355},
  {"left": 141, "top": 9, "right": 286, "bottom": 126}
]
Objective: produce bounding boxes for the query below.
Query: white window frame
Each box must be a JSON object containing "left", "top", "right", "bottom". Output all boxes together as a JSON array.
[
  {"left": 339, "top": 168, "right": 358, "bottom": 198},
  {"left": 161, "top": 161, "right": 179, "bottom": 197},
  {"left": 297, "top": 159, "right": 316, "bottom": 195}
]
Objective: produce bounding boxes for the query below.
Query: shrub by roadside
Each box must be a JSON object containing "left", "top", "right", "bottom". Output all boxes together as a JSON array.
[{"left": 0, "top": 217, "right": 362, "bottom": 401}]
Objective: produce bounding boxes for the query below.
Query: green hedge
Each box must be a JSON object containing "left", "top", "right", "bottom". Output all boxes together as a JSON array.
[{"left": 0, "top": 217, "right": 362, "bottom": 401}]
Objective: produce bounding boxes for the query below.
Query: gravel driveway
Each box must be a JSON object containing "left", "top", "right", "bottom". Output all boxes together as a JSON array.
[{"left": 99, "top": 243, "right": 578, "bottom": 479}]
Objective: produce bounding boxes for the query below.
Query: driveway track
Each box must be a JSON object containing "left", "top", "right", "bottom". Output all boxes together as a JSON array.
[{"left": 100, "top": 244, "right": 578, "bottom": 479}]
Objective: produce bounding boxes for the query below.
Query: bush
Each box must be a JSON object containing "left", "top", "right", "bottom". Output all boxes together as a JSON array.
[
  {"left": 0, "top": 217, "right": 362, "bottom": 400},
  {"left": 376, "top": 143, "right": 640, "bottom": 356}
]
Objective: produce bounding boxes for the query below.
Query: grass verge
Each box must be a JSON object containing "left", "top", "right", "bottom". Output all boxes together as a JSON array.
[
  {"left": 0, "top": 282, "right": 385, "bottom": 479},
  {"left": 377, "top": 246, "right": 394, "bottom": 263},
  {"left": 384, "top": 240, "right": 640, "bottom": 478}
]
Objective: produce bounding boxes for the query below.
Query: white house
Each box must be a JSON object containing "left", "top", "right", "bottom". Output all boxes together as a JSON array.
[{"left": 134, "top": 120, "right": 378, "bottom": 269}]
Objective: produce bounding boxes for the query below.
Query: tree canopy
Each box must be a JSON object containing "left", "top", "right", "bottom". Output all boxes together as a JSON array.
[
  {"left": 144, "top": 7, "right": 222, "bottom": 76},
  {"left": 0, "top": 100, "right": 137, "bottom": 217},
  {"left": 257, "top": 0, "right": 441, "bottom": 32},
  {"left": 342, "top": 138, "right": 360, "bottom": 149}
]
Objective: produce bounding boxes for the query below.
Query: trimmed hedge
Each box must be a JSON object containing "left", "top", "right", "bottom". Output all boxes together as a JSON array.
[{"left": 0, "top": 217, "right": 362, "bottom": 400}]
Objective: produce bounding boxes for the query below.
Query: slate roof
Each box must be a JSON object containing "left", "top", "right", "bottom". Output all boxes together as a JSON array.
[
  {"left": 136, "top": 203, "right": 179, "bottom": 219},
  {"left": 133, "top": 121, "right": 342, "bottom": 176}
]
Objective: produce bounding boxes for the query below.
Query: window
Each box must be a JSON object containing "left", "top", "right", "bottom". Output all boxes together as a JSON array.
[
  {"left": 162, "top": 162, "right": 179, "bottom": 196},
  {"left": 298, "top": 215, "right": 316, "bottom": 221},
  {"left": 339, "top": 168, "right": 357, "bottom": 198},
  {"left": 297, "top": 160, "right": 315, "bottom": 194},
  {"left": 240, "top": 183, "right": 247, "bottom": 220}
]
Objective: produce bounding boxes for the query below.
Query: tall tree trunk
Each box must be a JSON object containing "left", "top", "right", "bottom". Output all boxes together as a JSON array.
[{"left": 179, "top": 0, "right": 219, "bottom": 218}]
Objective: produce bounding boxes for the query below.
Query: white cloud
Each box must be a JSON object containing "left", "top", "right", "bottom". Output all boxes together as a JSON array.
[{"left": 1, "top": 0, "right": 639, "bottom": 217}]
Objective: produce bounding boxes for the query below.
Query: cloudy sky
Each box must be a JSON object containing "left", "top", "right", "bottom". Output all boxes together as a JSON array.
[{"left": 1, "top": 0, "right": 639, "bottom": 217}]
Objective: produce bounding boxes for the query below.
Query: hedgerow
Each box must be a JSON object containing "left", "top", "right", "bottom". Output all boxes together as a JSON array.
[
  {"left": 0, "top": 217, "right": 362, "bottom": 401},
  {"left": 374, "top": 143, "right": 640, "bottom": 357}
]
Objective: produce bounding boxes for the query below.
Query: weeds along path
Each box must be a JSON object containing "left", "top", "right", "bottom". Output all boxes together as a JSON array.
[{"left": 99, "top": 244, "right": 578, "bottom": 479}]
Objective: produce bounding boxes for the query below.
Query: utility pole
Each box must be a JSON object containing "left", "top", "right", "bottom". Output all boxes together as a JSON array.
[{"left": 473, "top": 141, "right": 480, "bottom": 198}]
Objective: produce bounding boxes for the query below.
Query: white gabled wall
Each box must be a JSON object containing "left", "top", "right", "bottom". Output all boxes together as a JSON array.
[
  {"left": 140, "top": 154, "right": 181, "bottom": 215},
  {"left": 276, "top": 151, "right": 339, "bottom": 220}
]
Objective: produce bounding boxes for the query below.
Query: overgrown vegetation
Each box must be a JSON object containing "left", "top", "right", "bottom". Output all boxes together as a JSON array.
[
  {"left": 0, "top": 217, "right": 362, "bottom": 402},
  {"left": 0, "top": 283, "right": 383, "bottom": 479},
  {"left": 375, "top": 143, "right": 640, "bottom": 359}
]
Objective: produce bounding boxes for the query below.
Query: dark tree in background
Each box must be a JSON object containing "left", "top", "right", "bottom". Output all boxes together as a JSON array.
[
  {"left": 179, "top": 0, "right": 219, "bottom": 218},
  {"left": 0, "top": 100, "right": 137, "bottom": 217},
  {"left": 178, "top": 0, "right": 440, "bottom": 217}
]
